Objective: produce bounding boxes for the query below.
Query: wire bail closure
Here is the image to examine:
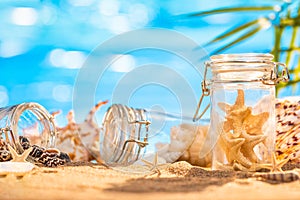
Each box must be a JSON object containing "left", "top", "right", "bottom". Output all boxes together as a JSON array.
[
  {"left": 193, "top": 59, "right": 290, "bottom": 122},
  {"left": 262, "top": 62, "right": 290, "bottom": 85},
  {"left": 193, "top": 64, "right": 211, "bottom": 122}
]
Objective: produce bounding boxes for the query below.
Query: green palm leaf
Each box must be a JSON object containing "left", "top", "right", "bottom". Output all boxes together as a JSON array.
[
  {"left": 272, "top": 26, "right": 284, "bottom": 61},
  {"left": 277, "top": 78, "right": 300, "bottom": 90},
  {"left": 211, "top": 26, "right": 262, "bottom": 55},
  {"left": 285, "top": 27, "right": 298, "bottom": 66},
  {"left": 206, "top": 19, "right": 259, "bottom": 45},
  {"left": 186, "top": 6, "right": 275, "bottom": 17},
  {"left": 179, "top": 1, "right": 300, "bottom": 95}
]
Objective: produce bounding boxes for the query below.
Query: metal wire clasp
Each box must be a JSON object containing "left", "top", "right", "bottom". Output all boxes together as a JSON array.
[
  {"left": 262, "top": 62, "right": 290, "bottom": 85},
  {"left": 115, "top": 119, "right": 151, "bottom": 163},
  {"left": 193, "top": 64, "right": 211, "bottom": 122},
  {"left": 126, "top": 120, "right": 151, "bottom": 148}
]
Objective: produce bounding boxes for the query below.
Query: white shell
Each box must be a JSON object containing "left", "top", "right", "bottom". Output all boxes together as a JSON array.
[
  {"left": 163, "top": 152, "right": 183, "bottom": 163},
  {"left": 0, "top": 162, "right": 35, "bottom": 174},
  {"left": 134, "top": 154, "right": 166, "bottom": 166}
]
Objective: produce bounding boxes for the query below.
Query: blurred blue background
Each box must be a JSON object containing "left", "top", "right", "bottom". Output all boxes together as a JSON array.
[{"left": 0, "top": 0, "right": 298, "bottom": 125}]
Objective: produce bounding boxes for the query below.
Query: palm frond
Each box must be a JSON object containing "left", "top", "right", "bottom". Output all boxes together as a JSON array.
[
  {"left": 206, "top": 19, "right": 259, "bottom": 45},
  {"left": 211, "top": 26, "right": 262, "bottom": 55},
  {"left": 272, "top": 26, "right": 284, "bottom": 61},
  {"left": 285, "top": 27, "right": 298, "bottom": 66},
  {"left": 185, "top": 6, "right": 275, "bottom": 17},
  {"left": 280, "top": 16, "right": 300, "bottom": 27},
  {"left": 180, "top": 1, "right": 300, "bottom": 95},
  {"left": 277, "top": 78, "right": 300, "bottom": 90},
  {"left": 297, "top": 56, "right": 300, "bottom": 80},
  {"left": 279, "top": 47, "right": 300, "bottom": 52}
]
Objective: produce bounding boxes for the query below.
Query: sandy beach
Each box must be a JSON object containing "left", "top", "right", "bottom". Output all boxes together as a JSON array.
[{"left": 1, "top": 161, "right": 300, "bottom": 200}]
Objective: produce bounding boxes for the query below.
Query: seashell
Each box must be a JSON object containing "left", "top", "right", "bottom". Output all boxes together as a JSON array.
[
  {"left": 178, "top": 125, "right": 212, "bottom": 167},
  {"left": 0, "top": 145, "right": 35, "bottom": 176},
  {"left": 157, "top": 123, "right": 198, "bottom": 164},
  {"left": 52, "top": 100, "right": 108, "bottom": 162},
  {"left": 254, "top": 171, "right": 300, "bottom": 184},
  {"left": 157, "top": 123, "right": 212, "bottom": 166},
  {"left": 175, "top": 96, "right": 300, "bottom": 168},
  {"left": 0, "top": 162, "right": 35, "bottom": 175},
  {"left": 162, "top": 152, "right": 183, "bottom": 163},
  {"left": 168, "top": 140, "right": 188, "bottom": 152},
  {"left": 275, "top": 97, "right": 300, "bottom": 162}
]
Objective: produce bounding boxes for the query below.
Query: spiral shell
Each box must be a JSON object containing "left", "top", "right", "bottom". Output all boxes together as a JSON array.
[
  {"left": 254, "top": 171, "right": 300, "bottom": 184},
  {"left": 275, "top": 97, "right": 300, "bottom": 162}
]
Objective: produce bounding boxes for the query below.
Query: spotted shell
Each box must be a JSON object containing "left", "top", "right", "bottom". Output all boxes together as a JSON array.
[{"left": 275, "top": 97, "right": 300, "bottom": 162}]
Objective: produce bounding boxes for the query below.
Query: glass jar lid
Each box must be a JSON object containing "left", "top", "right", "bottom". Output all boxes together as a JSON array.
[{"left": 209, "top": 53, "right": 274, "bottom": 62}]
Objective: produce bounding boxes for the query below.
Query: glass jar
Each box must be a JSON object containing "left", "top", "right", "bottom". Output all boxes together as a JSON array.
[
  {"left": 194, "top": 53, "right": 289, "bottom": 171},
  {"left": 98, "top": 104, "right": 208, "bottom": 167},
  {"left": 0, "top": 102, "right": 56, "bottom": 153}
]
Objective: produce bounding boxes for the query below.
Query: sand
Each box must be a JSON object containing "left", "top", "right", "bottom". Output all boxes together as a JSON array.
[{"left": 1, "top": 161, "right": 300, "bottom": 200}]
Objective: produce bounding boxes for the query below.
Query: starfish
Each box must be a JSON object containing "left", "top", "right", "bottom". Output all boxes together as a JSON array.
[
  {"left": 218, "top": 90, "right": 246, "bottom": 113},
  {"left": 141, "top": 153, "right": 164, "bottom": 177},
  {"left": 240, "top": 130, "right": 267, "bottom": 163},
  {"left": 219, "top": 90, "right": 269, "bottom": 137},
  {"left": 218, "top": 90, "right": 252, "bottom": 137},
  {"left": 7, "top": 144, "right": 33, "bottom": 162},
  {"left": 224, "top": 107, "right": 252, "bottom": 137},
  {"left": 243, "top": 112, "right": 269, "bottom": 135},
  {"left": 217, "top": 89, "right": 271, "bottom": 170},
  {"left": 220, "top": 131, "right": 252, "bottom": 168},
  {"left": 258, "top": 153, "right": 290, "bottom": 172}
]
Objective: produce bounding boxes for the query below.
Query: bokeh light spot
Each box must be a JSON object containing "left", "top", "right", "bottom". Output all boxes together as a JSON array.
[
  {"left": 52, "top": 85, "right": 73, "bottom": 102},
  {"left": 98, "top": 0, "right": 120, "bottom": 16},
  {"left": 49, "top": 49, "right": 86, "bottom": 69},
  {"left": 11, "top": 7, "right": 38, "bottom": 26}
]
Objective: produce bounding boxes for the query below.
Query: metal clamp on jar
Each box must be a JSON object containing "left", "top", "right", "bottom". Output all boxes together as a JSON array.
[
  {"left": 96, "top": 104, "right": 209, "bottom": 168},
  {"left": 193, "top": 53, "right": 289, "bottom": 171}
]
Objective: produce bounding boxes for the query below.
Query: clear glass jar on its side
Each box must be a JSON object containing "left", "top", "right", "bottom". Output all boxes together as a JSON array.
[
  {"left": 195, "top": 53, "right": 289, "bottom": 171},
  {"left": 98, "top": 104, "right": 208, "bottom": 167},
  {"left": 0, "top": 102, "right": 56, "bottom": 154}
]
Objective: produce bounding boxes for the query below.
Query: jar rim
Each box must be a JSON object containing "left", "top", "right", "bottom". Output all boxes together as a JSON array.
[
  {"left": 9, "top": 102, "right": 56, "bottom": 150},
  {"left": 210, "top": 53, "right": 274, "bottom": 62}
]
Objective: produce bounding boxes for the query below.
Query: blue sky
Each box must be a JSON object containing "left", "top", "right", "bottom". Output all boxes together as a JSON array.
[{"left": 0, "top": 0, "right": 298, "bottom": 125}]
